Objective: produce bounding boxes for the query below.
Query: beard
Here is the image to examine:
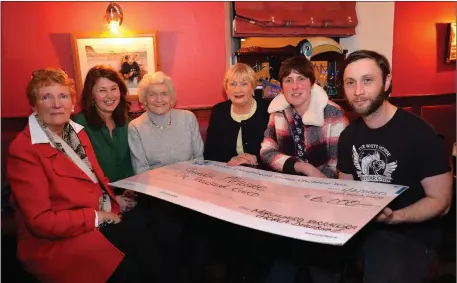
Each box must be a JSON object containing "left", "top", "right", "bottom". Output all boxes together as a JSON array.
[{"left": 348, "top": 89, "right": 386, "bottom": 117}]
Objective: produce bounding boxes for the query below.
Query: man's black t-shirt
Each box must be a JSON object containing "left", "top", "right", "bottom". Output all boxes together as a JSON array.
[
  {"left": 337, "top": 108, "right": 450, "bottom": 247},
  {"left": 121, "top": 61, "right": 140, "bottom": 81}
]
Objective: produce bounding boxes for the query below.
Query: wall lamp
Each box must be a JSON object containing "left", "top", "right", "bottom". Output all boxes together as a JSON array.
[{"left": 104, "top": 2, "right": 123, "bottom": 34}]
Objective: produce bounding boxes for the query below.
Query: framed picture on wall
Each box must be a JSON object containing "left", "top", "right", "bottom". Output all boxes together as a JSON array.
[
  {"left": 71, "top": 32, "right": 159, "bottom": 100},
  {"left": 445, "top": 23, "right": 456, "bottom": 63}
]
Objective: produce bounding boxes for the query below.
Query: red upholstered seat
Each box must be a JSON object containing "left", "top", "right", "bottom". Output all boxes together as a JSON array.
[
  {"left": 421, "top": 104, "right": 456, "bottom": 154},
  {"left": 1, "top": 131, "right": 20, "bottom": 188},
  {"left": 403, "top": 106, "right": 413, "bottom": 113}
]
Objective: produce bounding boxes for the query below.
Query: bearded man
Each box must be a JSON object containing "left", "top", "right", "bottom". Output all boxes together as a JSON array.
[{"left": 337, "top": 50, "right": 453, "bottom": 283}]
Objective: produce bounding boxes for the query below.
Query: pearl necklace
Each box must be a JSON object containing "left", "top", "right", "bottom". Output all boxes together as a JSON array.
[
  {"left": 231, "top": 99, "right": 255, "bottom": 118},
  {"left": 150, "top": 112, "right": 172, "bottom": 130}
]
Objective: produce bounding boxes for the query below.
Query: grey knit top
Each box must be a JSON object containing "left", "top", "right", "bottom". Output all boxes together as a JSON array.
[{"left": 128, "top": 109, "right": 204, "bottom": 174}]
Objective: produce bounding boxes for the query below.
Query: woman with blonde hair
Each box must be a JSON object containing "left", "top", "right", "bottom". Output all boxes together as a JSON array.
[
  {"left": 203, "top": 63, "right": 271, "bottom": 281},
  {"left": 204, "top": 63, "right": 269, "bottom": 167}
]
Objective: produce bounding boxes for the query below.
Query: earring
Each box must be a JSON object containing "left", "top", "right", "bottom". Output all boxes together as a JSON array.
[{"left": 71, "top": 106, "right": 75, "bottom": 113}]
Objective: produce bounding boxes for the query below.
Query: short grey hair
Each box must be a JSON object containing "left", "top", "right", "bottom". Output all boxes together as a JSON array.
[{"left": 137, "top": 71, "right": 176, "bottom": 107}]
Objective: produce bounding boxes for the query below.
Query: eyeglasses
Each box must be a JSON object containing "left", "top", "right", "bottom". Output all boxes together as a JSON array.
[{"left": 31, "top": 68, "right": 68, "bottom": 78}]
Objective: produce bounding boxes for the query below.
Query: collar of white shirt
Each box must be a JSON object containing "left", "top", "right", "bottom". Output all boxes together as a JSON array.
[{"left": 28, "top": 113, "right": 85, "bottom": 147}]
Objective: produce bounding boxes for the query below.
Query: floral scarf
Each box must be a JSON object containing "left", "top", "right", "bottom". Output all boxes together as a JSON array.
[
  {"left": 34, "top": 114, "right": 109, "bottom": 212},
  {"left": 287, "top": 108, "right": 307, "bottom": 162}
]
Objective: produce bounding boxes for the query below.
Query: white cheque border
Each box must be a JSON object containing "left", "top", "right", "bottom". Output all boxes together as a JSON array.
[{"left": 110, "top": 179, "right": 352, "bottom": 246}]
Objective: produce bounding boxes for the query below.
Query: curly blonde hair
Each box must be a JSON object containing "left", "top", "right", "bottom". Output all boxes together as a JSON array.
[{"left": 223, "top": 63, "right": 257, "bottom": 91}]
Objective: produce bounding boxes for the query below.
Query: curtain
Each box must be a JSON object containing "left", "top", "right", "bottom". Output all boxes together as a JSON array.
[{"left": 233, "top": 1, "right": 358, "bottom": 37}]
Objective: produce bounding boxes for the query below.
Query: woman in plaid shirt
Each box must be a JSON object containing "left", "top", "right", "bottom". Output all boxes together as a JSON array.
[
  {"left": 260, "top": 56, "right": 349, "bottom": 179},
  {"left": 261, "top": 56, "right": 350, "bottom": 283}
]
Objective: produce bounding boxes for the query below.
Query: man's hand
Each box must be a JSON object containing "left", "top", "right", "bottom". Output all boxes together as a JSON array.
[
  {"left": 227, "top": 153, "right": 258, "bottom": 167},
  {"left": 375, "top": 207, "right": 404, "bottom": 224}
]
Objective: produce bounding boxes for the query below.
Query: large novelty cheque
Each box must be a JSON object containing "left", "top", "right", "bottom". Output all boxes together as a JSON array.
[{"left": 110, "top": 161, "right": 408, "bottom": 246}]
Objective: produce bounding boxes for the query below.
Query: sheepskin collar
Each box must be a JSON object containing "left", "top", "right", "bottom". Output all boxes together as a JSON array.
[{"left": 267, "top": 84, "right": 329, "bottom": 126}]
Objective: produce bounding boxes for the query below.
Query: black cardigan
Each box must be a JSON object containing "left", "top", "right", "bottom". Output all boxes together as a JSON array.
[{"left": 204, "top": 97, "right": 270, "bottom": 165}]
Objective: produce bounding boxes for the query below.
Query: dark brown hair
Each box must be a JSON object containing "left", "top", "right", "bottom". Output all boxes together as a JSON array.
[
  {"left": 80, "top": 65, "right": 130, "bottom": 128},
  {"left": 340, "top": 50, "right": 393, "bottom": 98},
  {"left": 278, "top": 56, "right": 316, "bottom": 88},
  {"left": 27, "top": 68, "right": 76, "bottom": 106}
]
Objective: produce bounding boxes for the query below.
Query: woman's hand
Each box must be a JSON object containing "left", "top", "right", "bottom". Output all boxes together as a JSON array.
[
  {"left": 122, "top": 189, "right": 137, "bottom": 198},
  {"left": 227, "top": 153, "right": 258, "bottom": 167},
  {"left": 115, "top": 195, "right": 137, "bottom": 213},
  {"left": 96, "top": 211, "right": 122, "bottom": 226},
  {"left": 294, "top": 162, "right": 327, "bottom": 178}
]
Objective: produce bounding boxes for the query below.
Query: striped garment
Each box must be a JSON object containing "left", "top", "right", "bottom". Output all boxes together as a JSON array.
[{"left": 260, "top": 85, "right": 349, "bottom": 178}]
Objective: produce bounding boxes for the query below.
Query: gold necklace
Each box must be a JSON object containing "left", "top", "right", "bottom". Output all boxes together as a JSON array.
[{"left": 150, "top": 112, "right": 172, "bottom": 129}]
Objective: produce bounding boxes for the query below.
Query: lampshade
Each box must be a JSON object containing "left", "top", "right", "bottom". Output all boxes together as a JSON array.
[{"left": 104, "top": 2, "right": 123, "bottom": 27}]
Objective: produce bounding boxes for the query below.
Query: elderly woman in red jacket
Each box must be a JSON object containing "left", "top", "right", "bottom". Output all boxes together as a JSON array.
[{"left": 7, "top": 68, "right": 158, "bottom": 283}]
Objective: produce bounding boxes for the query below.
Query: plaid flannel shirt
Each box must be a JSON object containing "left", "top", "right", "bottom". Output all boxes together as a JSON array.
[{"left": 260, "top": 88, "right": 349, "bottom": 178}]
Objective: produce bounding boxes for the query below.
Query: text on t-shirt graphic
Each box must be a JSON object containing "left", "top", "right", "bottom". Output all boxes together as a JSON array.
[{"left": 352, "top": 144, "right": 398, "bottom": 183}]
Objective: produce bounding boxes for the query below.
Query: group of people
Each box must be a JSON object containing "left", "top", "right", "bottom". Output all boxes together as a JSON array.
[{"left": 6, "top": 49, "right": 453, "bottom": 283}]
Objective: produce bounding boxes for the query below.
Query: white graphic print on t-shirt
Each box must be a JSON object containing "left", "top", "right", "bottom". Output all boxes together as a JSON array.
[{"left": 352, "top": 144, "right": 398, "bottom": 183}]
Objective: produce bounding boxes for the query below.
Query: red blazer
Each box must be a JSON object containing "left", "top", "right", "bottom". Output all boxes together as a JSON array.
[{"left": 7, "top": 124, "right": 124, "bottom": 283}]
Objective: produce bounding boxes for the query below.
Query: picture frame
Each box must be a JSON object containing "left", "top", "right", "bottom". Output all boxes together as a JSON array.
[
  {"left": 71, "top": 32, "right": 159, "bottom": 101},
  {"left": 445, "top": 23, "right": 456, "bottom": 63}
]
